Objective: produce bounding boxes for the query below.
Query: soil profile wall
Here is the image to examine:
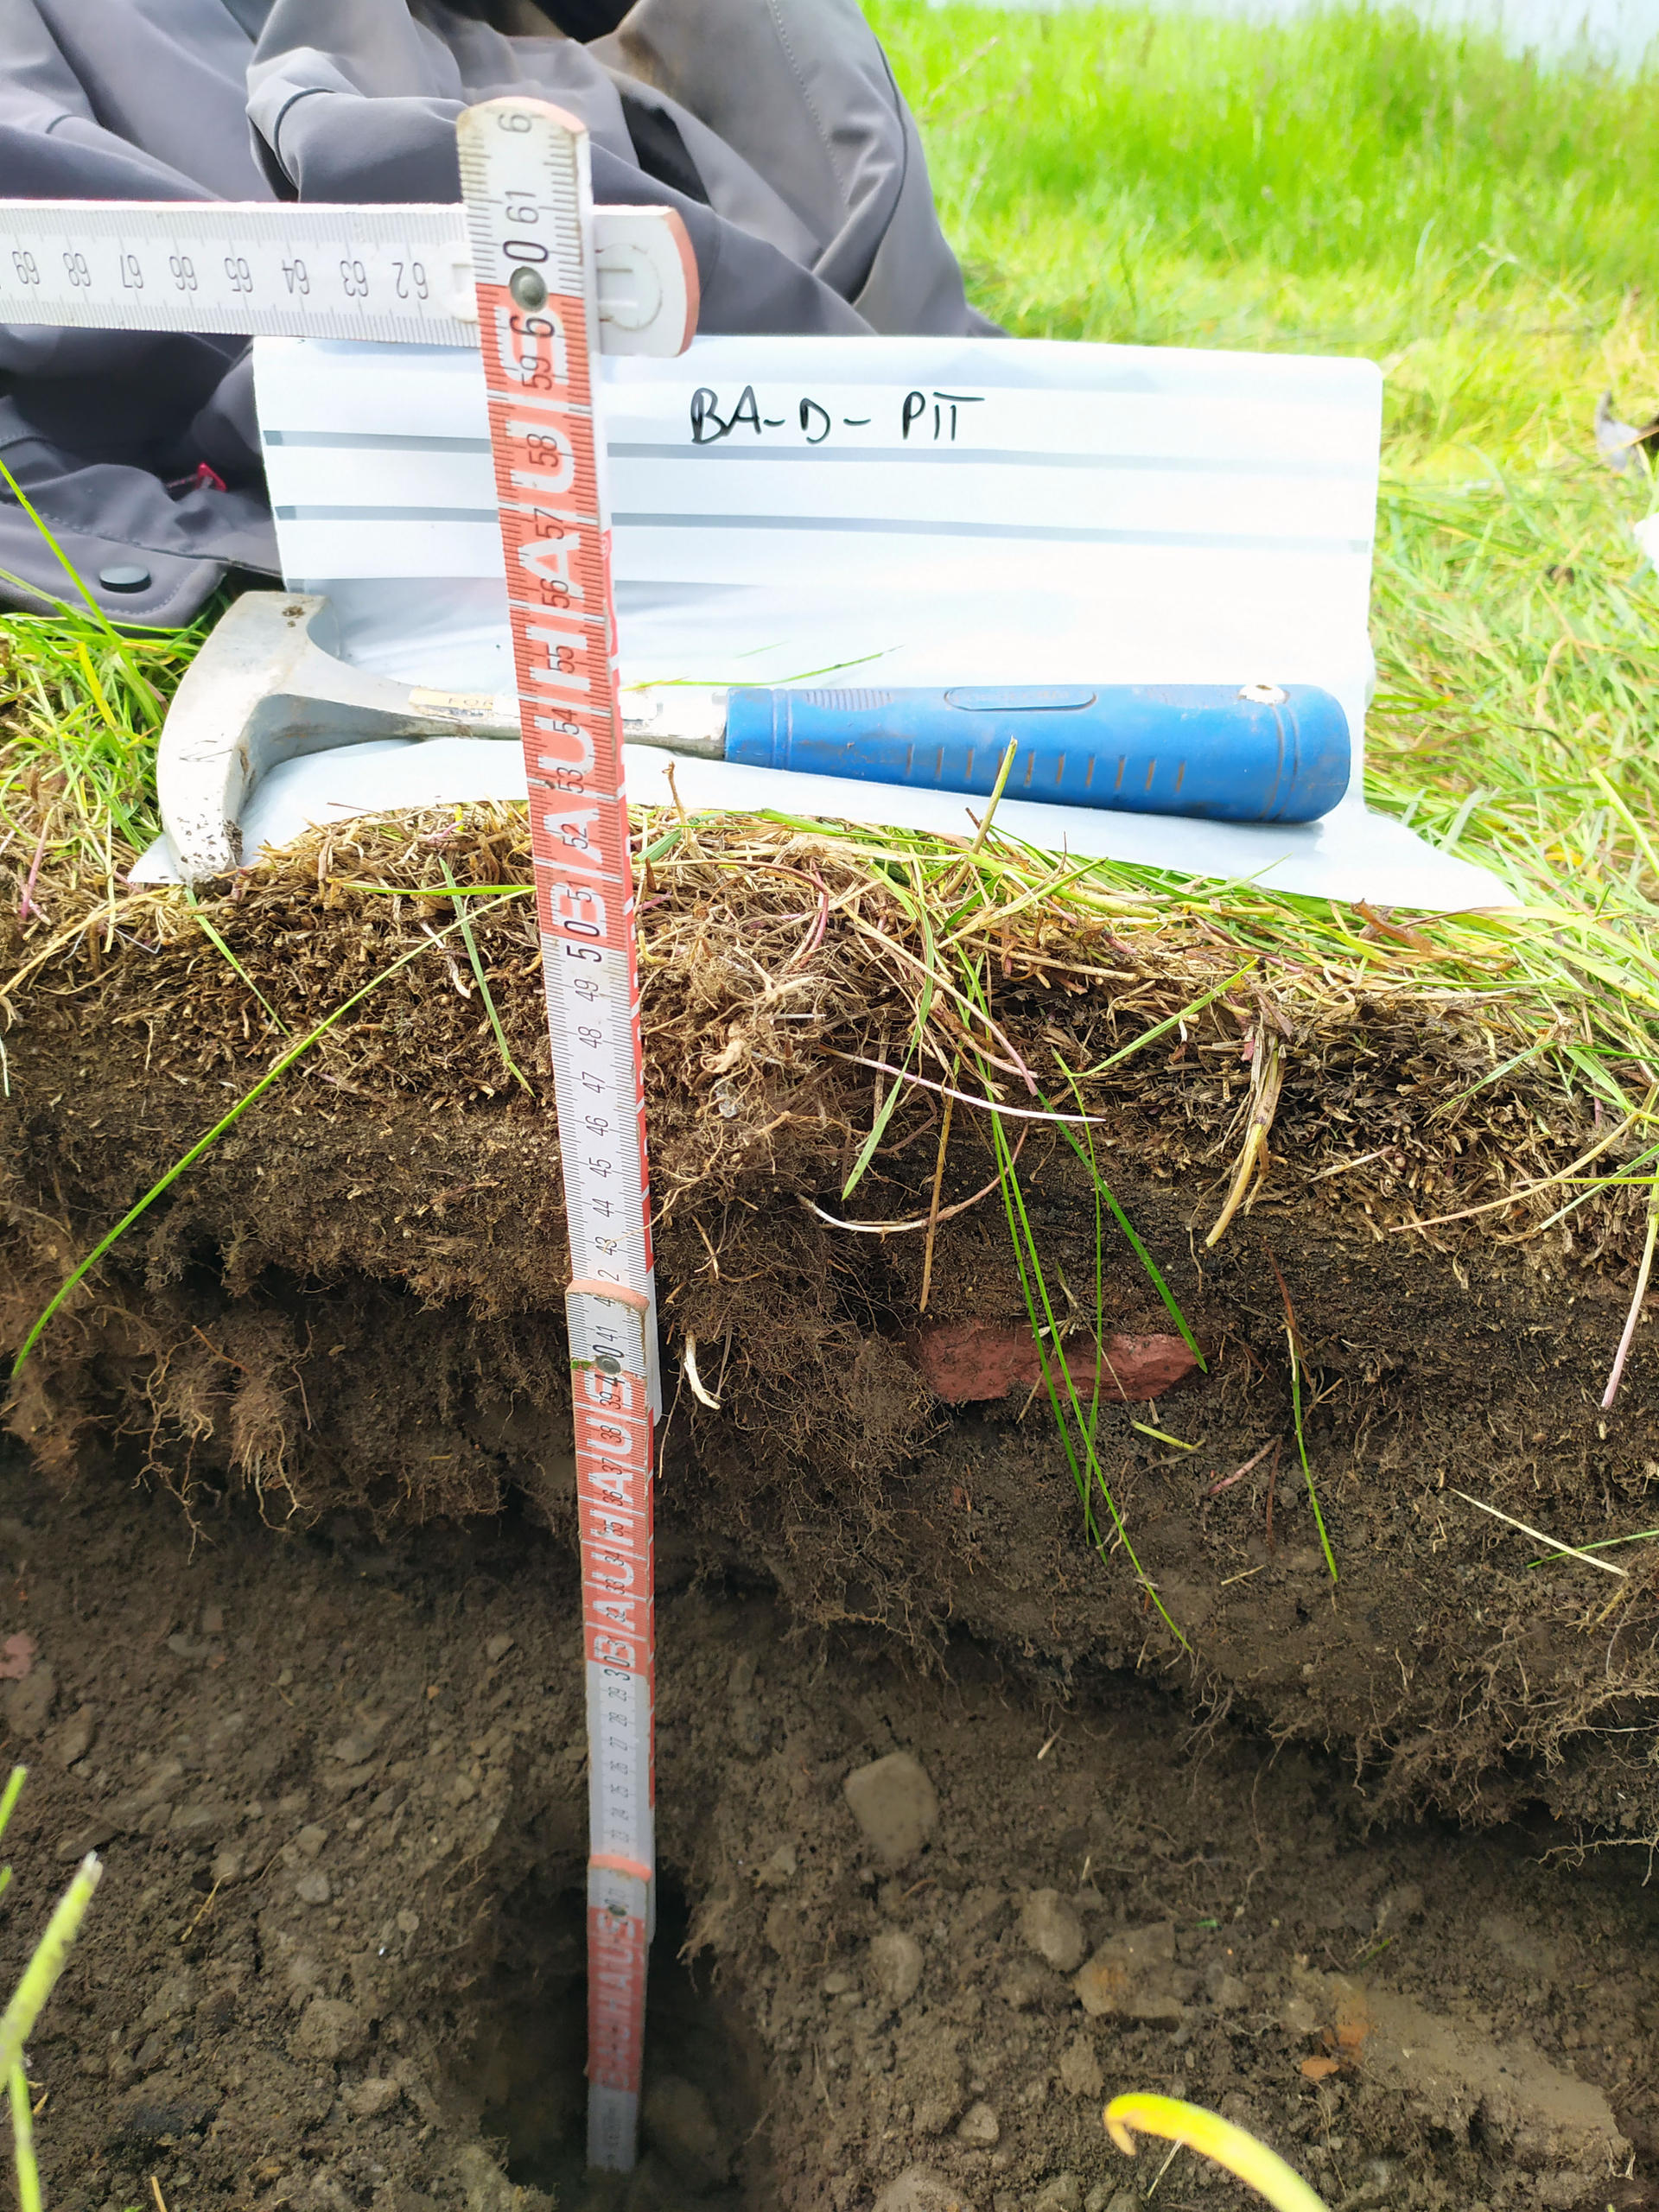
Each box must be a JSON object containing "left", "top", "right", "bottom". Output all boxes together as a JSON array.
[{"left": 3, "top": 817, "right": 1656, "bottom": 1840}]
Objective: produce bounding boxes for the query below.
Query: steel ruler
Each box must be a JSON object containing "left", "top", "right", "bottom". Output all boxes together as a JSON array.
[{"left": 0, "top": 100, "right": 685, "bottom": 2172}]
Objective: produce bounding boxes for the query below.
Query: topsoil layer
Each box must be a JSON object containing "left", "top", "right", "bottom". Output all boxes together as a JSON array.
[{"left": 2, "top": 811, "right": 1658, "bottom": 1844}]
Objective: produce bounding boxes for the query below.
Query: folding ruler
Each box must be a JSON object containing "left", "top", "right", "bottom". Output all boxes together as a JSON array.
[{"left": 0, "top": 97, "right": 693, "bottom": 2172}]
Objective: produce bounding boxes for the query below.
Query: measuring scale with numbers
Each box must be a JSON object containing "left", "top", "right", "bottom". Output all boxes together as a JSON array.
[
  {"left": 0, "top": 99, "right": 690, "bottom": 2174},
  {"left": 458, "top": 101, "right": 668, "bottom": 2171}
]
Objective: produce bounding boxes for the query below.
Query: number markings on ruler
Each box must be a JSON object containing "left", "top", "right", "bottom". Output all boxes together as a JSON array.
[
  {"left": 458, "top": 96, "right": 658, "bottom": 2172},
  {"left": 0, "top": 201, "right": 477, "bottom": 343},
  {"left": 0, "top": 111, "right": 685, "bottom": 2174}
]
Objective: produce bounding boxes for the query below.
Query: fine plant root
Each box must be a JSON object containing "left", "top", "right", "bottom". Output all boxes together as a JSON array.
[{"left": 1206, "top": 1033, "right": 1285, "bottom": 1248}]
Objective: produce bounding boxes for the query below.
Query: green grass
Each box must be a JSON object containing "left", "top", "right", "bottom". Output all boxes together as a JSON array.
[
  {"left": 861, "top": 0, "right": 1659, "bottom": 1101},
  {"left": 874, "top": 0, "right": 1659, "bottom": 467},
  {"left": 7, "top": 3, "right": 1659, "bottom": 1116},
  {"left": 0, "top": 606, "right": 200, "bottom": 880}
]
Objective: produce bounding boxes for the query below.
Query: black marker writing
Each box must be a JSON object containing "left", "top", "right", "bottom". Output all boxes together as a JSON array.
[
  {"left": 690, "top": 388, "right": 985, "bottom": 447},
  {"left": 688, "top": 382, "right": 764, "bottom": 442},
  {"left": 934, "top": 391, "right": 985, "bottom": 442},
  {"left": 690, "top": 387, "right": 724, "bottom": 443}
]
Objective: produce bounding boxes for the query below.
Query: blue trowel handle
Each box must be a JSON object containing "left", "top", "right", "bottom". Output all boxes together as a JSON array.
[{"left": 721, "top": 683, "right": 1350, "bottom": 823}]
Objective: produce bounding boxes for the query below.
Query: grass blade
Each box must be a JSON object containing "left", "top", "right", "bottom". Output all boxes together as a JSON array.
[
  {"left": 439, "top": 857, "right": 531, "bottom": 1095},
  {"left": 988, "top": 1099, "right": 1191, "bottom": 1651},
  {"left": 0, "top": 1767, "right": 23, "bottom": 1853},
  {"left": 10, "top": 890, "right": 529, "bottom": 1374},
  {"left": 1050, "top": 1060, "right": 1205, "bottom": 1367},
  {"left": 0, "top": 1854, "right": 102, "bottom": 2083},
  {"left": 185, "top": 894, "right": 289, "bottom": 1036},
  {"left": 1266, "top": 1254, "right": 1338, "bottom": 1585},
  {"left": 10, "top": 2062, "right": 41, "bottom": 2212}
]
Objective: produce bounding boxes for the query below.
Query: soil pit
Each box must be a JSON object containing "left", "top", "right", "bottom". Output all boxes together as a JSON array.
[{"left": 2, "top": 1457, "right": 1657, "bottom": 2212}]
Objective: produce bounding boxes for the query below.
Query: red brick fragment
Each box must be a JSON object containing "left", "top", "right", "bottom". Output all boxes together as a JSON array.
[{"left": 912, "top": 1321, "right": 1197, "bottom": 1404}]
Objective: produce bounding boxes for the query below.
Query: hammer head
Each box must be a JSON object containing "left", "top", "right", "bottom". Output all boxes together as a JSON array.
[{"left": 157, "top": 592, "right": 519, "bottom": 880}]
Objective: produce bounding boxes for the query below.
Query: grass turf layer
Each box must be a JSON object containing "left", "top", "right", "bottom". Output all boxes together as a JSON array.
[{"left": 2, "top": 810, "right": 1657, "bottom": 1840}]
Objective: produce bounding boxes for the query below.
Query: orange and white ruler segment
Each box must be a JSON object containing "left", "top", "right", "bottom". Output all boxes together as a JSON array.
[
  {"left": 458, "top": 96, "right": 693, "bottom": 2173},
  {"left": 0, "top": 103, "right": 694, "bottom": 2176}
]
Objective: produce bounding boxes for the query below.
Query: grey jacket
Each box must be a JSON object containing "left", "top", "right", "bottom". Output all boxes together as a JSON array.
[{"left": 0, "top": 0, "right": 989, "bottom": 626}]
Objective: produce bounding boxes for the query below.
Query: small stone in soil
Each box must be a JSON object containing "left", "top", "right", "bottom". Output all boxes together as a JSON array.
[
  {"left": 296, "top": 1871, "right": 332, "bottom": 1905},
  {"left": 49, "top": 1702, "right": 96, "bottom": 1767},
  {"left": 296, "top": 1823, "right": 329, "bottom": 1859},
  {"left": 3, "top": 1659, "right": 57, "bottom": 1738},
  {"left": 349, "top": 2077, "right": 403, "bottom": 2119},
  {"left": 484, "top": 1632, "right": 514, "bottom": 1662},
  {"left": 873, "top": 2170, "right": 976, "bottom": 2212},
  {"left": 1058, "top": 2037, "right": 1103, "bottom": 2098},
  {"left": 209, "top": 1847, "right": 244, "bottom": 1885},
  {"left": 957, "top": 2102, "right": 1000, "bottom": 2147},
  {"left": 868, "top": 1929, "right": 925, "bottom": 2008},
  {"left": 1033, "top": 2177, "right": 1083, "bottom": 2212},
  {"left": 1020, "top": 1888, "right": 1085, "bottom": 1974},
  {"left": 292, "top": 1998, "right": 365, "bottom": 2063},
  {"left": 756, "top": 1841, "right": 798, "bottom": 1886},
  {"left": 843, "top": 1751, "right": 939, "bottom": 1866}
]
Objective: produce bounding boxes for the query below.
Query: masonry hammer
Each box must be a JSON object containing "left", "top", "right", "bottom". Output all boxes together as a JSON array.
[{"left": 154, "top": 591, "right": 1351, "bottom": 880}]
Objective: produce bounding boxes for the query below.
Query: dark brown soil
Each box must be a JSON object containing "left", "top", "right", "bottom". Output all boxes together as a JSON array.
[
  {"left": 3, "top": 1452, "right": 1657, "bottom": 2212},
  {"left": 3, "top": 817, "right": 1657, "bottom": 1847}
]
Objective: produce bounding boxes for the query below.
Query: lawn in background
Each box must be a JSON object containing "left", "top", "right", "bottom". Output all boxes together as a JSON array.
[
  {"left": 874, "top": 0, "right": 1659, "bottom": 468},
  {"left": 868, "top": 2, "right": 1659, "bottom": 1089}
]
